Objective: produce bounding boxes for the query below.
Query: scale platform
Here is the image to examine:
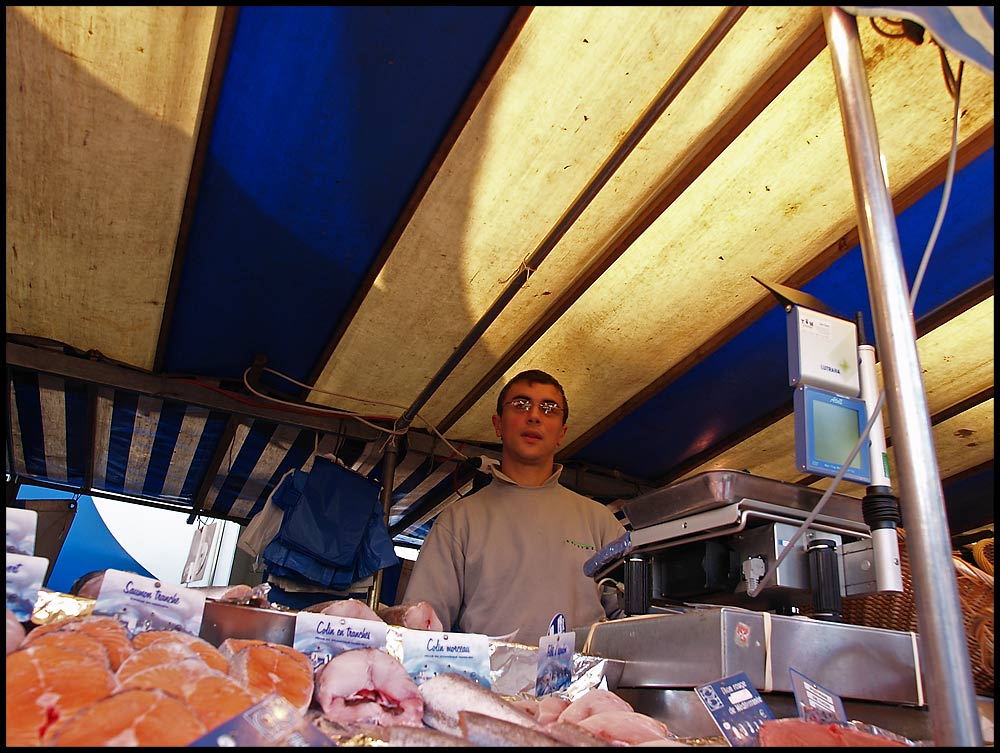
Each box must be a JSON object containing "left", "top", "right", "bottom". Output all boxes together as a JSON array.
[
  {"left": 623, "top": 469, "right": 867, "bottom": 531},
  {"left": 580, "top": 607, "right": 923, "bottom": 707}
]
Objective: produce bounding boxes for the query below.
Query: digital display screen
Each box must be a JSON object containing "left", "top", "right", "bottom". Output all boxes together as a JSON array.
[
  {"left": 794, "top": 384, "right": 871, "bottom": 485},
  {"left": 812, "top": 400, "right": 861, "bottom": 467}
]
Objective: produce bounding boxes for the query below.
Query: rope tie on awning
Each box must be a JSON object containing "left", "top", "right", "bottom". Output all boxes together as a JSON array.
[{"left": 498, "top": 253, "right": 536, "bottom": 285}]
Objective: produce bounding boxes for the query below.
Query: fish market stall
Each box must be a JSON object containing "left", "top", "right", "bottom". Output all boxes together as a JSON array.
[{"left": 6, "top": 5, "right": 994, "bottom": 747}]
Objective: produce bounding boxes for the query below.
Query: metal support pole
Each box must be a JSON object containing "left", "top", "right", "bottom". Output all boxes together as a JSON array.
[
  {"left": 821, "top": 7, "right": 982, "bottom": 746},
  {"left": 367, "top": 434, "right": 399, "bottom": 610}
]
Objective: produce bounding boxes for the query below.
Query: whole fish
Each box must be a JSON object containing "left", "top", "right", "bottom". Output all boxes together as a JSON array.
[
  {"left": 419, "top": 672, "right": 542, "bottom": 735},
  {"left": 541, "top": 720, "right": 615, "bottom": 747},
  {"left": 458, "top": 710, "right": 563, "bottom": 747}
]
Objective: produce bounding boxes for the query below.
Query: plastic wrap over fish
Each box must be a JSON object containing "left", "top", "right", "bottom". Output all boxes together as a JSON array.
[
  {"left": 382, "top": 626, "right": 622, "bottom": 698},
  {"left": 490, "top": 640, "right": 623, "bottom": 698}
]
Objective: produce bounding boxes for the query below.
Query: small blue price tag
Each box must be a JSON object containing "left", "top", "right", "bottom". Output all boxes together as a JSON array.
[
  {"left": 547, "top": 612, "right": 566, "bottom": 636},
  {"left": 789, "top": 667, "right": 847, "bottom": 724},
  {"left": 695, "top": 672, "right": 775, "bottom": 747}
]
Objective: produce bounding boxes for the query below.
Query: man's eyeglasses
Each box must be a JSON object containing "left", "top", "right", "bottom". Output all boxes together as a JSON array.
[{"left": 503, "top": 397, "right": 564, "bottom": 417}]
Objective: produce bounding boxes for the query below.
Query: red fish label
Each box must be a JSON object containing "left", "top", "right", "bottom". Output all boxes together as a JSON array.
[{"left": 734, "top": 621, "right": 751, "bottom": 648}]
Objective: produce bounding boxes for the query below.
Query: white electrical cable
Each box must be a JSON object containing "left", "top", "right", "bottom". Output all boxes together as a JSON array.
[
  {"left": 911, "top": 62, "right": 963, "bottom": 306},
  {"left": 241, "top": 366, "right": 471, "bottom": 461},
  {"left": 749, "top": 58, "right": 964, "bottom": 603}
]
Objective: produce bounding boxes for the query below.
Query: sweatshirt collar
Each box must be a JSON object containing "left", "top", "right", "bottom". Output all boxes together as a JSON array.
[{"left": 490, "top": 463, "right": 563, "bottom": 488}]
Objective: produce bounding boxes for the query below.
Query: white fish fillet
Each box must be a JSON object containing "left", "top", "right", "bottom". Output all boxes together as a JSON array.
[
  {"left": 556, "top": 687, "right": 633, "bottom": 724},
  {"left": 314, "top": 646, "right": 424, "bottom": 727},
  {"left": 576, "top": 709, "right": 674, "bottom": 745}
]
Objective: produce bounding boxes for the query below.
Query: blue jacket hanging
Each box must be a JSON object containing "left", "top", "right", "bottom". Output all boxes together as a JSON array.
[{"left": 262, "top": 456, "right": 399, "bottom": 589}]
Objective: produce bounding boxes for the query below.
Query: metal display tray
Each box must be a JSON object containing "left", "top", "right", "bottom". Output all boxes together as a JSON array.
[
  {"left": 581, "top": 607, "right": 924, "bottom": 706},
  {"left": 199, "top": 601, "right": 297, "bottom": 646},
  {"left": 624, "top": 470, "right": 867, "bottom": 530}
]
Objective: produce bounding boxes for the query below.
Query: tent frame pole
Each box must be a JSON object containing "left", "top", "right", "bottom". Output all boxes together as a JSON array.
[{"left": 821, "top": 7, "right": 982, "bottom": 746}]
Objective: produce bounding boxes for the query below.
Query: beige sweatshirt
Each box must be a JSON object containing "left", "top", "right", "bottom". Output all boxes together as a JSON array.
[{"left": 402, "top": 465, "right": 625, "bottom": 645}]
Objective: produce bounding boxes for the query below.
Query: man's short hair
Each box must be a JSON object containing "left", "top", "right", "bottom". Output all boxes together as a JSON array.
[{"left": 496, "top": 369, "right": 569, "bottom": 424}]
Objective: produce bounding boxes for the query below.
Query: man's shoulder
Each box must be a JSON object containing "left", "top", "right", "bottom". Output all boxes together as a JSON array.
[
  {"left": 553, "top": 482, "right": 602, "bottom": 504},
  {"left": 437, "top": 481, "right": 497, "bottom": 516},
  {"left": 555, "top": 484, "right": 624, "bottom": 525}
]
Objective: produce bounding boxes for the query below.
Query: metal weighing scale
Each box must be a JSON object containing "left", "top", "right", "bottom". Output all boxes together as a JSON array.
[{"left": 581, "top": 470, "right": 934, "bottom": 740}]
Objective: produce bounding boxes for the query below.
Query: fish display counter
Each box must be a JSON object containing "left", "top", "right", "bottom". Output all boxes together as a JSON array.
[
  {"left": 10, "top": 559, "right": 986, "bottom": 748},
  {"left": 10, "top": 588, "right": 661, "bottom": 746}
]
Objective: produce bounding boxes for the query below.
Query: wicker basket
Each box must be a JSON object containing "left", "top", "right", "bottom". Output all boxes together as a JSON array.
[
  {"left": 839, "top": 528, "right": 994, "bottom": 698},
  {"left": 970, "top": 537, "right": 994, "bottom": 576}
]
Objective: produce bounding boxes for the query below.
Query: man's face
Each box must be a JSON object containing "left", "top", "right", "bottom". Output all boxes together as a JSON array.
[{"left": 492, "top": 379, "right": 568, "bottom": 464}]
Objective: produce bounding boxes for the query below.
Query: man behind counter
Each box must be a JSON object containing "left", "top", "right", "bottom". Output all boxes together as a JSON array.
[{"left": 402, "top": 369, "right": 626, "bottom": 645}]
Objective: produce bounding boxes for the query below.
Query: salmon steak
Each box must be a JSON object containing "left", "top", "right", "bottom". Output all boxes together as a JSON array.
[
  {"left": 21, "top": 614, "right": 133, "bottom": 671},
  {"left": 227, "top": 641, "right": 314, "bottom": 714},
  {"left": 119, "top": 654, "right": 217, "bottom": 691},
  {"left": 175, "top": 672, "right": 260, "bottom": 731},
  {"left": 218, "top": 636, "right": 305, "bottom": 662},
  {"left": 6, "top": 643, "right": 118, "bottom": 746},
  {"left": 121, "top": 657, "right": 258, "bottom": 730},
  {"left": 131, "top": 629, "right": 230, "bottom": 673},
  {"left": 114, "top": 639, "right": 202, "bottom": 683},
  {"left": 41, "top": 687, "right": 207, "bottom": 746},
  {"left": 18, "top": 628, "right": 113, "bottom": 670}
]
